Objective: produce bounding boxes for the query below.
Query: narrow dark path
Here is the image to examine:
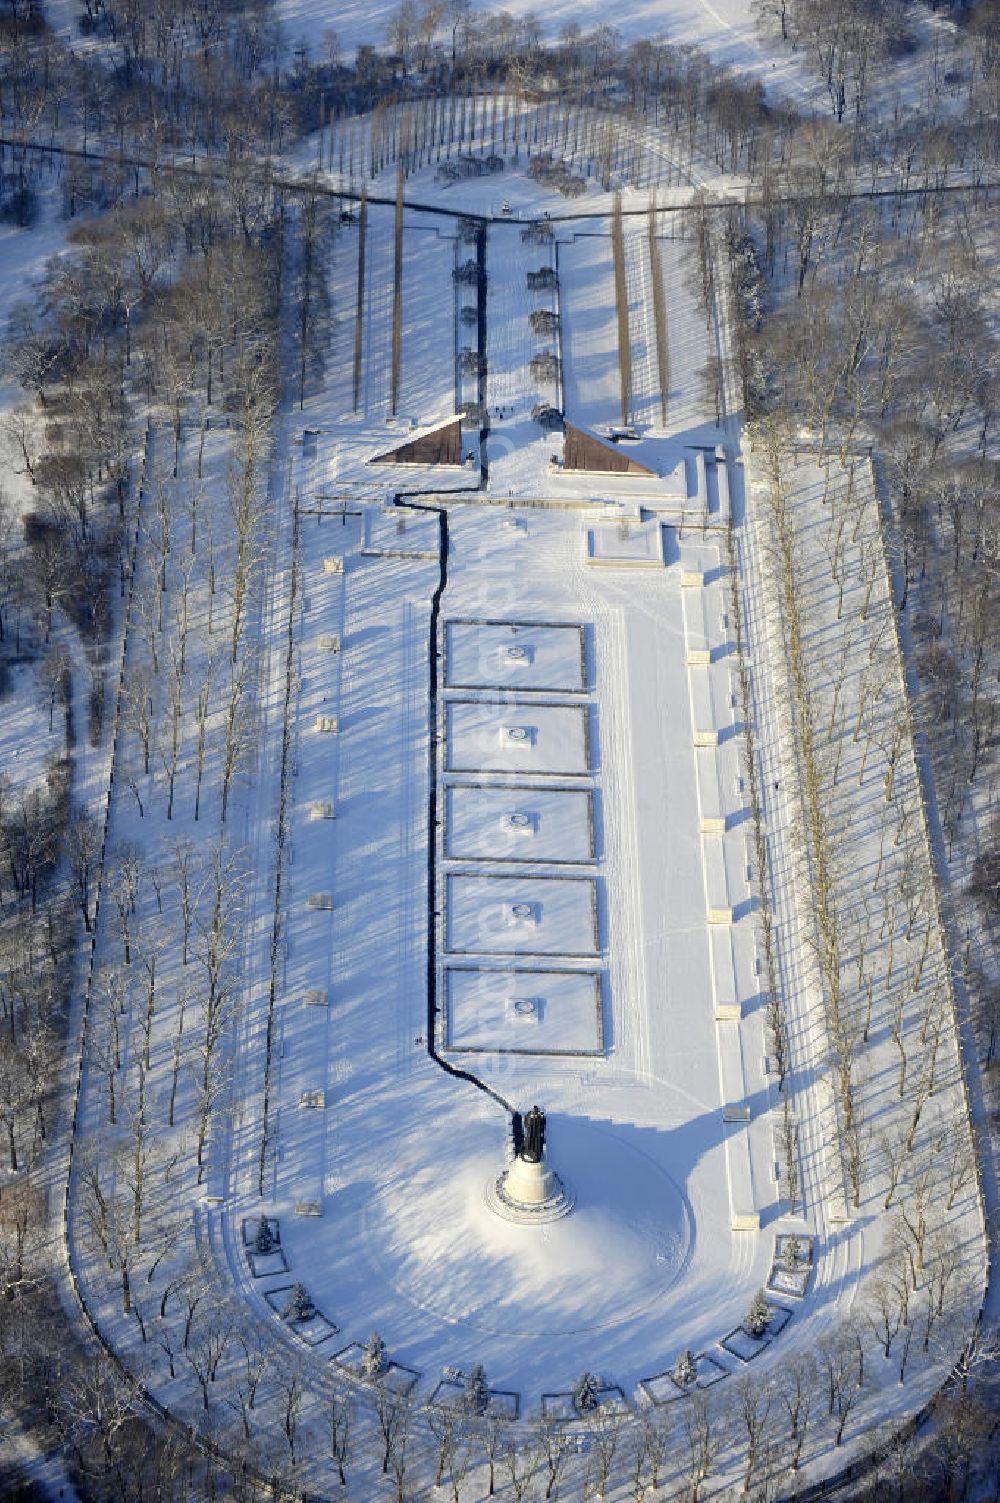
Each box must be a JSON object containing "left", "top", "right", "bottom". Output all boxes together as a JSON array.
[
  {"left": 395, "top": 224, "right": 518, "bottom": 1125},
  {"left": 393, "top": 493, "right": 515, "bottom": 1127}
]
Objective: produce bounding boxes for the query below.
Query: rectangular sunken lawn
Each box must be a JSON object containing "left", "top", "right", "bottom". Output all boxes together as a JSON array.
[
  {"left": 445, "top": 619, "right": 586, "bottom": 692},
  {"left": 446, "top": 967, "right": 603, "bottom": 1054},
  {"left": 445, "top": 874, "right": 599, "bottom": 956},
  {"left": 445, "top": 701, "right": 591, "bottom": 776},
  {"left": 445, "top": 785, "right": 595, "bottom": 863},
  {"left": 363, "top": 504, "right": 441, "bottom": 559}
]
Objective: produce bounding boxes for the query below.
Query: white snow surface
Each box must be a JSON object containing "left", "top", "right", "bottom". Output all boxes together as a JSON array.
[
  {"left": 0, "top": 185, "right": 76, "bottom": 798},
  {"left": 274, "top": 0, "right": 816, "bottom": 104},
  {"left": 223, "top": 484, "right": 780, "bottom": 1407},
  {"left": 60, "top": 161, "right": 986, "bottom": 1494},
  {"left": 446, "top": 871, "right": 599, "bottom": 955}
]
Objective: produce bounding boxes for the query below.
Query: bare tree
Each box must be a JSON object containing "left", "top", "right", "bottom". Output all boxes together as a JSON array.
[
  {"left": 184, "top": 1299, "right": 232, "bottom": 1412},
  {"left": 585, "top": 1402, "right": 624, "bottom": 1498},
  {"left": 816, "top": 1334, "right": 863, "bottom": 1446},
  {"left": 427, "top": 1396, "right": 462, "bottom": 1491},
  {"left": 737, "top": 1373, "right": 775, "bottom": 1493},
  {"left": 373, "top": 1381, "right": 408, "bottom": 1476},
  {"left": 681, "top": 1392, "right": 721, "bottom": 1502},
  {"left": 192, "top": 843, "right": 245, "bottom": 1178},
  {"left": 778, "top": 1352, "right": 817, "bottom": 1474},
  {"left": 532, "top": 1411, "right": 570, "bottom": 1500},
  {"left": 330, "top": 1386, "right": 352, "bottom": 1486},
  {"left": 503, "top": 1429, "right": 538, "bottom": 1503},
  {"left": 66, "top": 810, "right": 101, "bottom": 933},
  {"left": 475, "top": 1406, "right": 509, "bottom": 1497}
]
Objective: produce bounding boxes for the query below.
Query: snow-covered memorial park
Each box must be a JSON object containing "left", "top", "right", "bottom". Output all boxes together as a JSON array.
[{"left": 61, "top": 108, "right": 988, "bottom": 1501}]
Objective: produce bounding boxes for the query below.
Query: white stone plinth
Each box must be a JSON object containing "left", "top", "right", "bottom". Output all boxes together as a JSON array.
[
  {"left": 485, "top": 1155, "right": 575, "bottom": 1225},
  {"left": 505, "top": 1156, "right": 557, "bottom": 1205}
]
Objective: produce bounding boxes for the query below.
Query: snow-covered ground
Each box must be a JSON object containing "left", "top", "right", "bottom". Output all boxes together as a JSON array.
[
  {"left": 273, "top": 0, "right": 816, "bottom": 105},
  {"left": 226, "top": 479, "right": 776, "bottom": 1407},
  {"left": 0, "top": 181, "right": 75, "bottom": 791},
  {"left": 60, "top": 157, "right": 987, "bottom": 1497},
  {"left": 559, "top": 234, "right": 622, "bottom": 432},
  {"left": 445, "top": 620, "right": 586, "bottom": 692}
]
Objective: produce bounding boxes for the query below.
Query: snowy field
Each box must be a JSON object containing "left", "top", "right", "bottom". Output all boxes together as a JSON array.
[
  {"left": 58, "top": 149, "right": 987, "bottom": 1497},
  {"left": 398, "top": 223, "right": 459, "bottom": 423},
  {"left": 320, "top": 205, "right": 457, "bottom": 432},
  {"left": 486, "top": 221, "right": 558, "bottom": 424},
  {"left": 558, "top": 234, "right": 621, "bottom": 433},
  {"left": 557, "top": 224, "right": 718, "bottom": 443},
  {"left": 222, "top": 484, "right": 771, "bottom": 1409},
  {"left": 271, "top": 0, "right": 816, "bottom": 104}
]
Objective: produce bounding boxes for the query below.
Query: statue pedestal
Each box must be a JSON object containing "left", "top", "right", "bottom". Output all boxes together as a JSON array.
[
  {"left": 485, "top": 1155, "right": 575, "bottom": 1225},
  {"left": 505, "top": 1157, "right": 557, "bottom": 1206}
]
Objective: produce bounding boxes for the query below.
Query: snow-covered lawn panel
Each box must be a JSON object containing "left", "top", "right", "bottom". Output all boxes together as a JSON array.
[
  {"left": 445, "top": 966, "right": 603, "bottom": 1054},
  {"left": 398, "top": 224, "right": 459, "bottom": 424},
  {"left": 263, "top": 1286, "right": 339, "bottom": 1344},
  {"left": 429, "top": 1376, "right": 520, "bottom": 1418},
  {"left": 624, "top": 228, "right": 660, "bottom": 433},
  {"left": 242, "top": 1216, "right": 281, "bottom": 1248},
  {"left": 487, "top": 220, "right": 557, "bottom": 421},
  {"left": 682, "top": 572, "right": 726, "bottom": 662},
  {"left": 445, "top": 873, "right": 599, "bottom": 956},
  {"left": 363, "top": 503, "right": 441, "bottom": 559},
  {"left": 540, "top": 1390, "right": 577, "bottom": 1422},
  {"left": 689, "top": 666, "right": 720, "bottom": 746},
  {"left": 248, "top": 1247, "right": 290, "bottom": 1277},
  {"left": 359, "top": 206, "right": 394, "bottom": 418},
  {"left": 695, "top": 744, "right": 730, "bottom": 833},
  {"left": 444, "top": 619, "right": 586, "bottom": 692},
  {"left": 702, "top": 836, "right": 734, "bottom": 923},
  {"left": 444, "top": 784, "right": 595, "bottom": 863},
  {"left": 766, "top": 1234, "right": 814, "bottom": 1298},
  {"left": 639, "top": 1350, "right": 728, "bottom": 1405},
  {"left": 445, "top": 699, "right": 591, "bottom": 775},
  {"left": 767, "top": 1264, "right": 811, "bottom": 1299}
]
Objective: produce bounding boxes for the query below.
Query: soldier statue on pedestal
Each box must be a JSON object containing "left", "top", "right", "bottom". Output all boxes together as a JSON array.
[
  {"left": 489, "top": 1103, "right": 571, "bottom": 1221},
  {"left": 522, "top": 1105, "right": 546, "bottom": 1163}
]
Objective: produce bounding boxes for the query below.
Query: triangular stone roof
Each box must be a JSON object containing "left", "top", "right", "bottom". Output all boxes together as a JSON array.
[
  {"left": 369, "top": 418, "right": 463, "bottom": 467},
  {"left": 563, "top": 423, "right": 656, "bottom": 477}
]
